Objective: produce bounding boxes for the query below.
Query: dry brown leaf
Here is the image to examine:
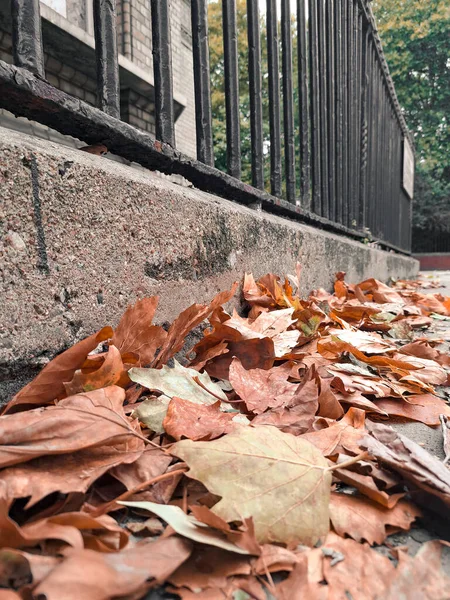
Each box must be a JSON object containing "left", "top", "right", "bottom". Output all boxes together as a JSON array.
[
  {"left": 362, "top": 421, "right": 450, "bottom": 507},
  {"left": 172, "top": 425, "right": 331, "bottom": 545},
  {"left": 189, "top": 504, "right": 261, "bottom": 555},
  {"left": 329, "top": 492, "right": 420, "bottom": 544},
  {"left": 112, "top": 296, "right": 167, "bottom": 365},
  {"left": 0, "top": 387, "right": 144, "bottom": 506},
  {"left": 382, "top": 540, "right": 450, "bottom": 599},
  {"left": 374, "top": 394, "right": 450, "bottom": 426},
  {"left": 0, "top": 548, "right": 61, "bottom": 589},
  {"left": 3, "top": 326, "right": 113, "bottom": 413},
  {"left": 163, "top": 397, "right": 236, "bottom": 441},
  {"left": 300, "top": 407, "right": 366, "bottom": 457},
  {"left": 153, "top": 285, "right": 237, "bottom": 368},
  {"left": 0, "top": 500, "right": 128, "bottom": 552},
  {"left": 168, "top": 546, "right": 251, "bottom": 591},
  {"left": 204, "top": 337, "right": 276, "bottom": 379},
  {"left": 321, "top": 531, "right": 395, "bottom": 599},
  {"left": 63, "top": 345, "right": 125, "bottom": 396},
  {"left": 229, "top": 358, "right": 301, "bottom": 414},
  {"left": 33, "top": 537, "right": 192, "bottom": 599}
]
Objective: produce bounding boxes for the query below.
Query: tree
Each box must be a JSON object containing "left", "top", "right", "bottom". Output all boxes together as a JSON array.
[{"left": 372, "top": 0, "right": 450, "bottom": 251}]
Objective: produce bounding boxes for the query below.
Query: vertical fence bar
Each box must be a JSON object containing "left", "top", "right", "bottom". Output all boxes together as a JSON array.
[
  {"left": 93, "top": 0, "right": 120, "bottom": 119},
  {"left": 347, "top": 0, "right": 355, "bottom": 226},
  {"left": 151, "top": 0, "right": 175, "bottom": 146},
  {"left": 334, "top": 0, "right": 343, "bottom": 223},
  {"left": 267, "top": 0, "right": 282, "bottom": 196},
  {"left": 358, "top": 22, "right": 369, "bottom": 229},
  {"left": 354, "top": 6, "right": 362, "bottom": 227},
  {"left": 247, "top": 0, "right": 264, "bottom": 189},
  {"left": 11, "top": 0, "right": 45, "bottom": 78},
  {"left": 281, "top": 0, "right": 296, "bottom": 202},
  {"left": 326, "top": 0, "right": 335, "bottom": 221},
  {"left": 297, "top": 0, "right": 310, "bottom": 207},
  {"left": 191, "top": 0, "right": 214, "bottom": 166},
  {"left": 308, "top": 0, "right": 321, "bottom": 212},
  {"left": 341, "top": 0, "right": 349, "bottom": 225},
  {"left": 222, "top": 0, "right": 241, "bottom": 178},
  {"left": 317, "top": 0, "right": 329, "bottom": 217}
]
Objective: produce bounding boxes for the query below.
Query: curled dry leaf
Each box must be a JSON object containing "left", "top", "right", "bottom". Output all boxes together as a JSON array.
[
  {"left": 119, "top": 501, "right": 252, "bottom": 555},
  {"left": 329, "top": 492, "right": 421, "bottom": 545},
  {"left": 63, "top": 345, "right": 125, "bottom": 396},
  {"left": 153, "top": 284, "right": 238, "bottom": 368},
  {"left": 362, "top": 421, "right": 450, "bottom": 508},
  {"left": 171, "top": 425, "right": 332, "bottom": 545},
  {"left": 3, "top": 326, "right": 113, "bottom": 413}
]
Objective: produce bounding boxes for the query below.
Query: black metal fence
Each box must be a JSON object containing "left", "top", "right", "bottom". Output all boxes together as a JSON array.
[{"left": 0, "top": 0, "right": 413, "bottom": 253}]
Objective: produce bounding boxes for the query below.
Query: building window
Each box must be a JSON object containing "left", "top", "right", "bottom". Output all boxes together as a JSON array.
[{"left": 40, "top": 0, "right": 67, "bottom": 18}]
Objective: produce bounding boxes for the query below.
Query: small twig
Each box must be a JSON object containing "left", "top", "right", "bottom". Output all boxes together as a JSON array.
[
  {"left": 326, "top": 451, "right": 370, "bottom": 472},
  {"left": 91, "top": 468, "right": 188, "bottom": 516}
]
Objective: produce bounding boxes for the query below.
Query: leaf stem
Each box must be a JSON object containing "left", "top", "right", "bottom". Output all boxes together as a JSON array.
[{"left": 326, "top": 451, "right": 369, "bottom": 472}]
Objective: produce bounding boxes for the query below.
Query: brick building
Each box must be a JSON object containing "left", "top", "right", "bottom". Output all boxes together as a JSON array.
[{"left": 0, "top": 0, "right": 196, "bottom": 156}]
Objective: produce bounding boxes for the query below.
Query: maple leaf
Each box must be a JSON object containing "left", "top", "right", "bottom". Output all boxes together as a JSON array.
[
  {"left": 112, "top": 296, "right": 167, "bottom": 366},
  {"left": 228, "top": 359, "right": 301, "bottom": 414},
  {"left": 382, "top": 540, "right": 450, "bottom": 599},
  {"left": 163, "top": 397, "right": 237, "bottom": 441},
  {"left": 329, "top": 492, "right": 421, "bottom": 545},
  {"left": 171, "top": 425, "right": 332, "bottom": 545}
]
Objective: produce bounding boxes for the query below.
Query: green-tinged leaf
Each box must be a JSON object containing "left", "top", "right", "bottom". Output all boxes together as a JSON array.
[
  {"left": 430, "top": 313, "right": 450, "bottom": 321},
  {"left": 129, "top": 360, "right": 227, "bottom": 405},
  {"left": 118, "top": 501, "right": 251, "bottom": 555},
  {"left": 171, "top": 426, "right": 332, "bottom": 546},
  {"left": 133, "top": 396, "right": 171, "bottom": 434}
]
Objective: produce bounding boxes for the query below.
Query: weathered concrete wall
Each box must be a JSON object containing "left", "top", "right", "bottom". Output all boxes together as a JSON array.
[{"left": 0, "top": 126, "right": 418, "bottom": 400}]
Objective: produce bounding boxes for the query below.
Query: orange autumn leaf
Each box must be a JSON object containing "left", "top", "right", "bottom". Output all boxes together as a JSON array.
[
  {"left": 3, "top": 326, "right": 113, "bottom": 413},
  {"left": 163, "top": 397, "right": 236, "bottom": 441}
]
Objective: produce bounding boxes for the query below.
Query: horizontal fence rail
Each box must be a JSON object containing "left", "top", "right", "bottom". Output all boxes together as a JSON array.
[{"left": 0, "top": 0, "right": 413, "bottom": 253}]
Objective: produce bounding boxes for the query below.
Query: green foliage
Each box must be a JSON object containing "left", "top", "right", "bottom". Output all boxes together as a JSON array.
[{"left": 372, "top": 0, "right": 450, "bottom": 250}]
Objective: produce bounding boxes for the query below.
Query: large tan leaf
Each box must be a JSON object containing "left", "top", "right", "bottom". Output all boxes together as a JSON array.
[
  {"left": 3, "top": 326, "right": 113, "bottom": 413},
  {"left": 329, "top": 492, "right": 420, "bottom": 545},
  {"left": 171, "top": 425, "right": 332, "bottom": 545}
]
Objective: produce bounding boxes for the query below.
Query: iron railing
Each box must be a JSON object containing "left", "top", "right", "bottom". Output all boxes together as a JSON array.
[{"left": 0, "top": 0, "right": 413, "bottom": 253}]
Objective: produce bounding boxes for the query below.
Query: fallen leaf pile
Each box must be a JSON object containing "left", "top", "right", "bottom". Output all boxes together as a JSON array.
[{"left": 1, "top": 270, "right": 450, "bottom": 599}]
